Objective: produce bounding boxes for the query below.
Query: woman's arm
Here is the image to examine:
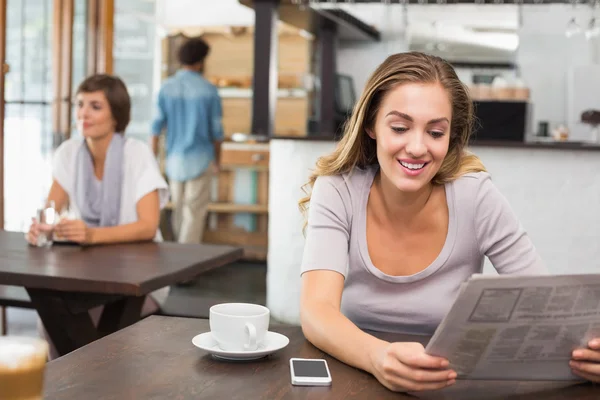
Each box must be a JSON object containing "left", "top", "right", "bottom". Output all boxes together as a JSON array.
[
  {"left": 89, "top": 189, "right": 160, "bottom": 244},
  {"left": 301, "top": 270, "right": 386, "bottom": 371},
  {"left": 301, "top": 270, "right": 455, "bottom": 392},
  {"left": 46, "top": 179, "right": 70, "bottom": 213},
  {"left": 55, "top": 190, "right": 160, "bottom": 244}
]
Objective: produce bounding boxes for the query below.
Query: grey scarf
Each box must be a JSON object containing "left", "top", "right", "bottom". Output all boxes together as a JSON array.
[{"left": 74, "top": 134, "right": 124, "bottom": 227}]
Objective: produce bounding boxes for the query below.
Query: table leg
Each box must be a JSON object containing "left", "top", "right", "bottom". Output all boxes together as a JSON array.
[
  {"left": 26, "top": 289, "right": 145, "bottom": 357},
  {"left": 27, "top": 289, "right": 99, "bottom": 356},
  {"left": 97, "top": 296, "right": 144, "bottom": 336}
]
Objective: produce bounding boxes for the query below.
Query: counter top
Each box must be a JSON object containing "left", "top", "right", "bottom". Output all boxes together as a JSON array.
[
  {"left": 270, "top": 136, "right": 600, "bottom": 151},
  {"left": 473, "top": 140, "right": 600, "bottom": 151},
  {"left": 271, "top": 135, "right": 341, "bottom": 141}
]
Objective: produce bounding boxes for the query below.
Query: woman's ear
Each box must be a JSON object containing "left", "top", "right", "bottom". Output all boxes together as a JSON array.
[{"left": 367, "top": 128, "right": 376, "bottom": 140}]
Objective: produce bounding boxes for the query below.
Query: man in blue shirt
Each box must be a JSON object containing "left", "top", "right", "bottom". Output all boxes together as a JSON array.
[{"left": 151, "top": 37, "right": 223, "bottom": 245}]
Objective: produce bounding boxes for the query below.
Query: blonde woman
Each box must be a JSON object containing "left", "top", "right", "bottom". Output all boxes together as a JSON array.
[{"left": 299, "top": 52, "right": 600, "bottom": 392}]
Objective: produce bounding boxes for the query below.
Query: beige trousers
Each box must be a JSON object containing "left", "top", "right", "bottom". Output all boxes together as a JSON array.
[{"left": 169, "top": 169, "right": 212, "bottom": 244}]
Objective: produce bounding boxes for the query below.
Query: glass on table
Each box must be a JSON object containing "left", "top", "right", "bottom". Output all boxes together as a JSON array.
[
  {"left": 34, "top": 200, "right": 57, "bottom": 247},
  {"left": 0, "top": 336, "right": 49, "bottom": 400}
]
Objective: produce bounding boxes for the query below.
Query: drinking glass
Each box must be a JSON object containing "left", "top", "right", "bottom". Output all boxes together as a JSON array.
[{"left": 34, "top": 200, "right": 57, "bottom": 247}]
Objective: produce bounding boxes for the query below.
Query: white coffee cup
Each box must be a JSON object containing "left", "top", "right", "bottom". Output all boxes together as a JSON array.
[{"left": 209, "top": 303, "right": 270, "bottom": 352}]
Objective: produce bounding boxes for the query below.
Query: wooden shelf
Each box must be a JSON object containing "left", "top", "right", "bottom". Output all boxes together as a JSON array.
[
  {"left": 165, "top": 202, "right": 268, "bottom": 214},
  {"left": 218, "top": 88, "right": 308, "bottom": 99},
  {"left": 207, "top": 203, "right": 268, "bottom": 214},
  {"left": 219, "top": 164, "right": 269, "bottom": 171}
]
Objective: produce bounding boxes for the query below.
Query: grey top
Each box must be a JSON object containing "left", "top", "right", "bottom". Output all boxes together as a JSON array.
[{"left": 301, "top": 165, "right": 548, "bottom": 335}]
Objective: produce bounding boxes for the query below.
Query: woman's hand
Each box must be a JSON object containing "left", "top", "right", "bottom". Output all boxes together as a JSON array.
[
  {"left": 55, "top": 219, "right": 91, "bottom": 244},
  {"left": 25, "top": 218, "right": 41, "bottom": 246},
  {"left": 570, "top": 338, "right": 600, "bottom": 382},
  {"left": 370, "top": 342, "right": 456, "bottom": 392}
]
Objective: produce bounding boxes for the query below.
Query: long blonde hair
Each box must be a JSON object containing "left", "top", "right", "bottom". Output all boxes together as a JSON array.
[{"left": 299, "top": 52, "right": 486, "bottom": 229}]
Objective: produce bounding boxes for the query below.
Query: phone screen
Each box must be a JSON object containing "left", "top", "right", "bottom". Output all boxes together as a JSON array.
[{"left": 292, "top": 359, "right": 329, "bottom": 378}]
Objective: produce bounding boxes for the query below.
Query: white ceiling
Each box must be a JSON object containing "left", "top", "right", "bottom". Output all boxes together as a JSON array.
[{"left": 157, "top": 0, "right": 255, "bottom": 28}]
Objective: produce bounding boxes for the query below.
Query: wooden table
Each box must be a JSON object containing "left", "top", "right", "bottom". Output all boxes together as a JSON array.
[
  {"left": 0, "top": 231, "right": 242, "bottom": 356},
  {"left": 44, "top": 316, "right": 600, "bottom": 399}
]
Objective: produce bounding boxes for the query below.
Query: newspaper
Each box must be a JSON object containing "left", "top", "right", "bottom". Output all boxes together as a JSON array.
[{"left": 425, "top": 273, "right": 600, "bottom": 381}]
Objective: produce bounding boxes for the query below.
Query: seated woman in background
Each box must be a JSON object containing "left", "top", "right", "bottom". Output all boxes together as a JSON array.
[
  {"left": 27, "top": 74, "right": 168, "bottom": 246},
  {"left": 299, "top": 52, "right": 600, "bottom": 392},
  {"left": 26, "top": 74, "right": 169, "bottom": 358}
]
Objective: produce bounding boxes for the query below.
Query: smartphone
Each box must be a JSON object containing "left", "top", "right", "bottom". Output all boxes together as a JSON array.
[{"left": 289, "top": 358, "right": 332, "bottom": 386}]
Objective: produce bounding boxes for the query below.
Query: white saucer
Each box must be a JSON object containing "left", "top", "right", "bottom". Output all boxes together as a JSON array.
[{"left": 192, "top": 331, "right": 290, "bottom": 361}]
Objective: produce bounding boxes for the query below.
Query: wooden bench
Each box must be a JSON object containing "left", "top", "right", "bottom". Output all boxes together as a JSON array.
[{"left": 0, "top": 285, "right": 34, "bottom": 335}]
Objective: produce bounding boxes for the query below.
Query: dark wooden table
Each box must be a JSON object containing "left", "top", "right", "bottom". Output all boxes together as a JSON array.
[
  {"left": 44, "top": 316, "right": 600, "bottom": 399},
  {"left": 0, "top": 231, "right": 242, "bottom": 356}
]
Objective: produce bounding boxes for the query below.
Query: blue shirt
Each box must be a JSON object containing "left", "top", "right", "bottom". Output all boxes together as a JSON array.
[{"left": 151, "top": 70, "right": 224, "bottom": 181}]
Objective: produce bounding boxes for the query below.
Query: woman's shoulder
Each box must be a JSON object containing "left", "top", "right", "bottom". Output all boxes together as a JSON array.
[
  {"left": 55, "top": 137, "right": 82, "bottom": 152},
  {"left": 122, "top": 137, "right": 161, "bottom": 176},
  {"left": 451, "top": 171, "right": 493, "bottom": 193},
  {"left": 53, "top": 137, "right": 83, "bottom": 161},
  {"left": 123, "top": 136, "right": 153, "bottom": 155},
  {"left": 450, "top": 171, "right": 509, "bottom": 213},
  {"left": 55, "top": 136, "right": 152, "bottom": 159},
  {"left": 123, "top": 138, "right": 162, "bottom": 179},
  {"left": 314, "top": 165, "right": 376, "bottom": 200}
]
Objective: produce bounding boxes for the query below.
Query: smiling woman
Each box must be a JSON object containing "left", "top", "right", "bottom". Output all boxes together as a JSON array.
[
  {"left": 367, "top": 83, "right": 452, "bottom": 193},
  {"left": 292, "top": 52, "right": 600, "bottom": 394}
]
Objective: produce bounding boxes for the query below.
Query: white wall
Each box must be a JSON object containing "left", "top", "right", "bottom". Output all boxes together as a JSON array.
[
  {"left": 476, "top": 145, "right": 600, "bottom": 275},
  {"left": 338, "top": 40, "right": 409, "bottom": 95},
  {"left": 268, "top": 140, "right": 600, "bottom": 324},
  {"left": 336, "top": 3, "right": 408, "bottom": 96},
  {"left": 268, "top": 140, "right": 336, "bottom": 325}
]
